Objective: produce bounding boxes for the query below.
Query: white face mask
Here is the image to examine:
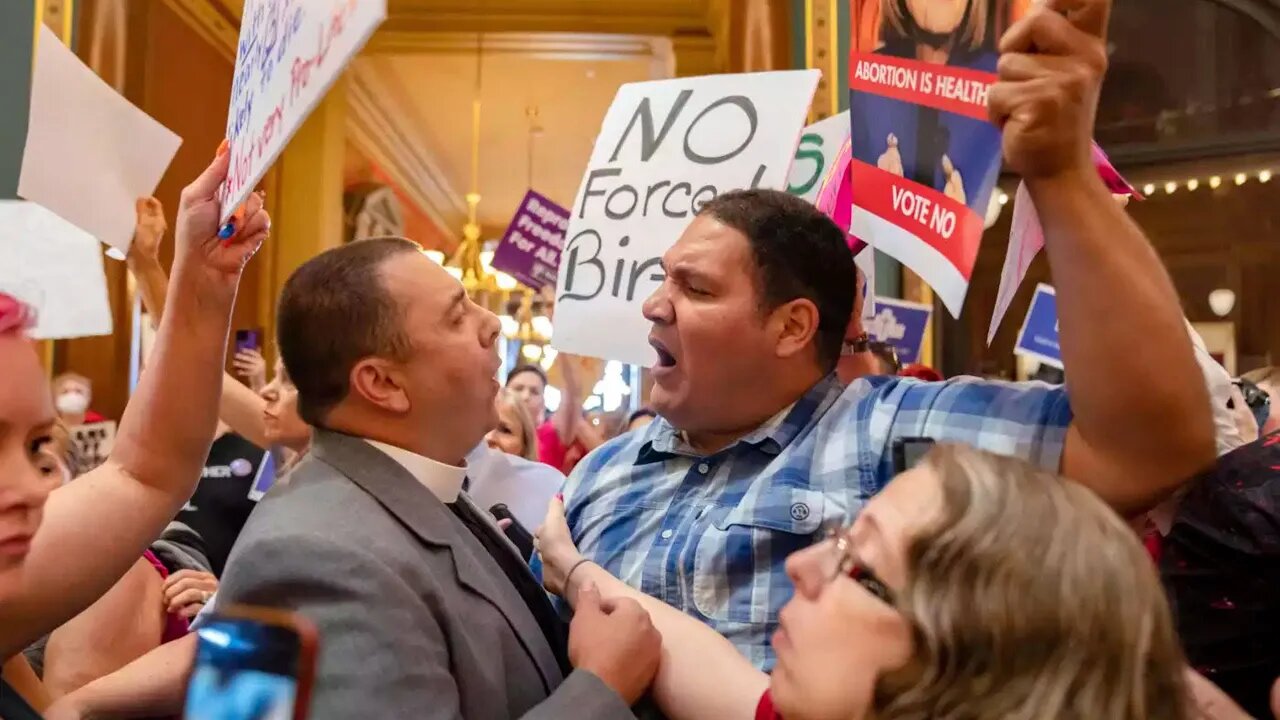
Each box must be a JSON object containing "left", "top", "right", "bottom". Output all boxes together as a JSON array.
[{"left": 55, "top": 390, "right": 90, "bottom": 416}]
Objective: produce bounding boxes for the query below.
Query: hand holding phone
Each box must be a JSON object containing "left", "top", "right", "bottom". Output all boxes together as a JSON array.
[{"left": 184, "top": 606, "right": 317, "bottom": 720}]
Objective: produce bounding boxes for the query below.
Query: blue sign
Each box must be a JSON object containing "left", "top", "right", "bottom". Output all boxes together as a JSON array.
[
  {"left": 1014, "top": 284, "right": 1062, "bottom": 369},
  {"left": 866, "top": 298, "right": 932, "bottom": 365}
]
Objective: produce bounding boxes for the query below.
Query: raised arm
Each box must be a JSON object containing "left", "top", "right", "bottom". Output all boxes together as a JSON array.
[
  {"left": 126, "top": 196, "right": 272, "bottom": 449},
  {"left": 988, "top": 0, "right": 1214, "bottom": 514},
  {"left": 0, "top": 150, "right": 270, "bottom": 657},
  {"left": 538, "top": 498, "right": 767, "bottom": 720},
  {"left": 552, "top": 355, "right": 587, "bottom": 445}
]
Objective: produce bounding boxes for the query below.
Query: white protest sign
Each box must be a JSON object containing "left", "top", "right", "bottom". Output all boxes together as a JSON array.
[
  {"left": 987, "top": 181, "right": 1040, "bottom": 345},
  {"left": 19, "top": 27, "right": 182, "bottom": 254},
  {"left": 855, "top": 246, "right": 876, "bottom": 319},
  {"left": 71, "top": 420, "right": 116, "bottom": 476},
  {"left": 0, "top": 201, "right": 111, "bottom": 340},
  {"left": 553, "top": 70, "right": 820, "bottom": 365},
  {"left": 221, "top": 0, "right": 386, "bottom": 222},
  {"left": 787, "top": 111, "right": 849, "bottom": 203}
]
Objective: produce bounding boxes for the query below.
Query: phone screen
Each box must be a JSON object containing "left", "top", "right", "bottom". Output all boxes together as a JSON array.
[
  {"left": 893, "top": 438, "right": 936, "bottom": 475},
  {"left": 234, "top": 329, "right": 262, "bottom": 355},
  {"left": 184, "top": 615, "right": 305, "bottom": 720}
]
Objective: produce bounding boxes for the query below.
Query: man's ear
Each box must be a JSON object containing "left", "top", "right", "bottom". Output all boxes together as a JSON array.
[
  {"left": 769, "top": 298, "right": 821, "bottom": 360},
  {"left": 349, "top": 358, "right": 411, "bottom": 414}
]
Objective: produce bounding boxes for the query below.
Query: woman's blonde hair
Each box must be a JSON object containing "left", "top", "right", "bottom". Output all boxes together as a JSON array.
[
  {"left": 873, "top": 444, "right": 1190, "bottom": 720},
  {"left": 496, "top": 389, "right": 538, "bottom": 462},
  {"left": 881, "top": 0, "right": 989, "bottom": 54}
]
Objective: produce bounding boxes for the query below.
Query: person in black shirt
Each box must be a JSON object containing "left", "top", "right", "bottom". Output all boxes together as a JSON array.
[
  {"left": 174, "top": 424, "right": 274, "bottom": 576},
  {"left": 1161, "top": 431, "right": 1280, "bottom": 718}
]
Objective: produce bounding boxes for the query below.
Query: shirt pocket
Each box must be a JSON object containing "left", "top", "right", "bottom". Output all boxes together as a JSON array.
[{"left": 691, "top": 488, "right": 825, "bottom": 624}]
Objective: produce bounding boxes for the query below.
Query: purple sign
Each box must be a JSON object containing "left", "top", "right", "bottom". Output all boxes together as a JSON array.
[{"left": 492, "top": 190, "right": 569, "bottom": 290}]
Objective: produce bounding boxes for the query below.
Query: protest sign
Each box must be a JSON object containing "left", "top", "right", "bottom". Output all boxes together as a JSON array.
[
  {"left": 848, "top": 0, "right": 1029, "bottom": 318},
  {"left": 0, "top": 201, "right": 111, "bottom": 339},
  {"left": 19, "top": 27, "right": 181, "bottom": 254},
  {"left": 855, "top": 247, "right": 876, "bottom": 319},
  {"left": 866, "top": 297, "right": 932, "bottom": 365},
  {"left": 787, "top": 111, "right": 850, "bottom": 203},
  {"left": 221, "top": 0, "right": 386, "bottom": 222},
  {"left": 987, "top": 143, "right": 1140, "bottom": 344},
  {"left": 247, "top": 449, "right": 279, "bottom": 502},
  {"left": 492, "top": 190, "right": 569, "bottom": 291},
  {"left": 71, "top": 420, "right": 116, "bottom": 476},
  {"left": 552, "top": 70, "right": 820, "bottom": 365},
  {"left": 1014, "top": 284, "right": 1062, "bottom": 369}
]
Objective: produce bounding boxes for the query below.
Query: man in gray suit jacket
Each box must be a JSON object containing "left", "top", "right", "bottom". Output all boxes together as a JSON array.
[{"left": 218, "top": 238, "right": 659, "bottom": 719}]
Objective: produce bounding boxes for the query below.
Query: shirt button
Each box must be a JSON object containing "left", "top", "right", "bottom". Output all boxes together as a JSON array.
[
  {"left": 697, "top": 463, "right": 710, "bottom": 474},
  {"left": 661, "top": 529, "right": 674, "bottom": 539}
]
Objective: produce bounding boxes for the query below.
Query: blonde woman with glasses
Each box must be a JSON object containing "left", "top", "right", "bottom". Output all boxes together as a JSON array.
[{"left": 536, "top": 443, "right": 1195, "bottom": 720}]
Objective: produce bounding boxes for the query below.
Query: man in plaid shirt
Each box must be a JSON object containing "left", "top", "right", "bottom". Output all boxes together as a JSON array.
[{"left": 561, "top": 112, "right": 1214, "bottom": 669}]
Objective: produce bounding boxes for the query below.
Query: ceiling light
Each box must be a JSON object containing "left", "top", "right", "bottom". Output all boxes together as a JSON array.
[
  {"left": 1164, "top": 181, "right": 1177, "bottom": 194},
  {"left": 531, "top": 315, "right": 554, "bottom": 339},
  {"left": 520, "top": 344, "right": 542, "bottom": 361},
  {"left": 1142, "top": 183, "right": 1155, "bottom": 196},
  {"left": 1260, "top": 170, "right": 1273, "bottom": 183},
  {"left": 1208, "top": 289, "right": 1236, "bottom": 318},
  {"left": 1235, "top": 173, "right": 1248, "bottom": 186},
  {"left": 1209, "top": 176, "right": 1222, "bottom": 189},
  {"left": 495, "top": 272, "right": 519, "bottom": 291},
  {"left": 1186, "top": 179, "right": 1199, "bottom": 191}
]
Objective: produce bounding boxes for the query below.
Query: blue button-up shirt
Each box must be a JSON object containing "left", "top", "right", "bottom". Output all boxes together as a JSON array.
[{"left": 561, "top": 374, "right": 1072, "bottom": 670}]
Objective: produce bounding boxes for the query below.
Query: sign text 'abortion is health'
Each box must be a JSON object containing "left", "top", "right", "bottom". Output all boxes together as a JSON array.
[{"left": 552, "top": 71, "right": 819, "bottom": 365}]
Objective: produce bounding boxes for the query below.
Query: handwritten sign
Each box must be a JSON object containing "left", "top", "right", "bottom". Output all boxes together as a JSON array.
[
  {"left": 866, "top": 297, "right": 932, "bottom": 365},
  {"left": 492, "top": 190, "right": 569, "bottom": 291},
  {"left": 220, "top": 0, "right": 386, "bottom": 221},
  {"left": 1014, "top": 284, "right": 1062, "bottom": 369},
  {"left": 0, "top": 201, "right": 111, "bottom": 340},
  {"left": 787, "top": 111, "right": 849, "bottom": 203},
  {"left": 71, "top": 420, "right": 116, "bottom": 476},
  {"left": 552, "top": 70, "right": 820, "bottom": 365},
  {"left": 848, "top": 0, "right": 1029, "bottom": 318},
  {"left": 19, "top": 27, "right": 181, "bottom": 254}
]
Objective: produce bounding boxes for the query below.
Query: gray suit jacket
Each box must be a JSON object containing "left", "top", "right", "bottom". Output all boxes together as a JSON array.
[{"left": 218, "top": 430, "right": 633, "bottom": 720}]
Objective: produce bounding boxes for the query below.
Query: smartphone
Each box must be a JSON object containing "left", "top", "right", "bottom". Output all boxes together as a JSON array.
[
  {"left": 234, "top": 329, "right": 262, "bottom": 356},
  {"left": 892, "top": 437, "right": 936, "bottom": 475},
  {"left": 490, "top": 503, "right": 535, "bottom": 560},
  {"left": 184, "top": 606, "right": 318, "bottom": 720}
]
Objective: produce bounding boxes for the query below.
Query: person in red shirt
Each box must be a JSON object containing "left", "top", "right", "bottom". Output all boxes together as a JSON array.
[
  {"left": 536, "top": 443, "right": 1193, "bottom": 720},
  {"left": 507, "top": 359, "right": 605, "bottom": 474}
]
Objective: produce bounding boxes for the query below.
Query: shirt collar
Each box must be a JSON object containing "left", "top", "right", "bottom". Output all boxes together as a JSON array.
[
  {"left": 641, "top": 374, "right": 844, "bottom": 461},
  {"left": 364, "top": 439, "right": 467, "bottom": 503}
]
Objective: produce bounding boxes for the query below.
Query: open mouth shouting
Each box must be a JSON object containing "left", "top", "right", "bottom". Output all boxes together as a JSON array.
[{"left": 649, "top": 335, "right": 679, "bottom": 381}]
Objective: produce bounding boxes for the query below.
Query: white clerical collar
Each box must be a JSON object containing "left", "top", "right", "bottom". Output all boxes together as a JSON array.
[{"left": 364, "top": 440, "right": 466, "bottom": 503}]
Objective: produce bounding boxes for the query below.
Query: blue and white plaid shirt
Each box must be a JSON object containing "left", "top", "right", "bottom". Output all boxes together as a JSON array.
[{"left": 561, "top": 374, "right": 1072, "bottom": 670}]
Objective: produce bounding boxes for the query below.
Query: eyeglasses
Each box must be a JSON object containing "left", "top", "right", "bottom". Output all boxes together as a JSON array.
[
  {"left": 841, "top": 333, "right": 902, "bottom": 373},
  {"left": 826, "top": 527, "right": 896, "bottom": 606}
]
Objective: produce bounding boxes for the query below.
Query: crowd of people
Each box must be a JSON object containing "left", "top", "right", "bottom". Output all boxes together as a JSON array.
[{"left": 0, "top": 1, "right": 1277, "bottom": 718}]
